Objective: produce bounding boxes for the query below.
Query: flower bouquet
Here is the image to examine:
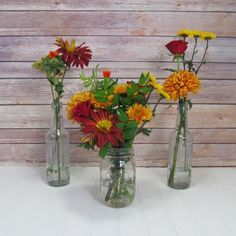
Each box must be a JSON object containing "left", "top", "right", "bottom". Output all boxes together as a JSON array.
[
  {"left": 163, "top": 29, "right": 216, "bottom": 189},
  {"left": 67, "top": 68, "right": 169, "bottom": 206},
  {"left": 32, "top": 38, "right": 92, "bottom": 186}
]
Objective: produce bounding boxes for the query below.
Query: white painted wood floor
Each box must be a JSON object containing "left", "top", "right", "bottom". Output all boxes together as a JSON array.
[{"left": 0, "top": 167, "right": 236, "bottom": 236}]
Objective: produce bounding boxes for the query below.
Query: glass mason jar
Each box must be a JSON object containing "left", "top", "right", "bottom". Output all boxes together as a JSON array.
[
  {"left": 100, "top": 147, "right": 136, "bottom": 208},
  {"left": 45, "top": 101, "right": 70, "bottom": 187},
  {"left": 167, "top": 99, "right": 193, "bottom": 189}
]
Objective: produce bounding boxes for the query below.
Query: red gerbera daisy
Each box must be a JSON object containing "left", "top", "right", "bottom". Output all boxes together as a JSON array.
[
  {"left": 55, "top": 37, "right": 92, "bottom": 69},
  {"left": 81, "top": 109, "right": 124, "bottom": 148}
]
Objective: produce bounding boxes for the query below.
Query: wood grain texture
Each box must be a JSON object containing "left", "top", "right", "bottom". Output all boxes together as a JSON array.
[
  {"left": 1, "top": 62, "right": 235, "bottom": 79},
  {"left": 1, "top": 11, "right": 235, "bottom": 37},
  {"left": 0, "top": 79, "right": 235, "bottom": 104},
  {"left": 0, "top": 105, "right": 235, "bottom": 129},
  {"left": 1, "top": 0, "right": 235, "bottom": 11},
  {"left": 0, "top": 36, "right": 235, "bottom": 63},
  {"left": 0, "top": 143, "right": 236, "bottom": 167},
  {"left": 0, "top": 0, "right": 235, "bottom": 166},
  {"left": 0, "top": 128, "right": 235, "bottom": 144}
]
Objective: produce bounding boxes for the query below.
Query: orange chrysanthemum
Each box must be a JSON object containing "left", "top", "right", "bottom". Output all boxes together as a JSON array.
[
  {"left": 81, "top": 109, "right": 123, "bottom": 148},
  {"left": 114, "top": 84, "right": 127, "bottom": 94},
  {"left": 67, "top": 91, "right": 91, "bottom": 121},
  {"left": 91, "top": 94, "right": 113, "bottom": 108},
  {"left": 163, "top": 70, "right": 200, "bottom": 101},
  {"left": 126, "top": 103, "right": 153, "bottom": 124}
]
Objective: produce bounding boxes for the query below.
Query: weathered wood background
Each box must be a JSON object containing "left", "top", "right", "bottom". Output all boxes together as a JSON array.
[{"left": 0, "top": 0, "right": 236, "bottom": 166}]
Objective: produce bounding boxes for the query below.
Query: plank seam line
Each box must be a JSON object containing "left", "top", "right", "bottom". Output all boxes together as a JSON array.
[{"left": 0, "top": 9, "right": 236, "bottom": 13}]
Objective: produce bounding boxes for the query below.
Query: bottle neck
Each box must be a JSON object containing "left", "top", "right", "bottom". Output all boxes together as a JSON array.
[
  {"left": 176, "top": 99, "right": 188, "bottom": 134},
  {"left": 51, "top": 101, "right": 63, "bottom": 131}
]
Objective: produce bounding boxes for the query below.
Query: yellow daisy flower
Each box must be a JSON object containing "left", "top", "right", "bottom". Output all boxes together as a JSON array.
[
  {"left": 177, "top": 29, "right": 194, "bottom": 38},
  {"left": 200, "top": 31, "right": 217, "bottom": 40}
]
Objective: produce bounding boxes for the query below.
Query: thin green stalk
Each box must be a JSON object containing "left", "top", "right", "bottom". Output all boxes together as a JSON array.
[
  {"left": 54, "top": 99, "right": 61, "bottom": 181},
  {"left": 191, "top": 37, "right": 198, "bottom": 63},
  {"left": 196, "top": 39, "right": 209, "bottom": 74},
  {"left": 137, "top": 96, "right": 162, "bottom": 134},
  {"left": 183, "top": 36, "right": 187, "bottom": 70},
  {"left": 168, "top": 100, "right": 185, "bottom": 187}
]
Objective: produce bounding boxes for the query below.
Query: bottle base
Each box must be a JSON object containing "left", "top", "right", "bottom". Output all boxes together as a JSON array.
[
  {"left": 167, "top": 168, "right": 191, "bottom": 189},
  {"left": 48, "top": 179, "right": 70, "bottom": 187}
]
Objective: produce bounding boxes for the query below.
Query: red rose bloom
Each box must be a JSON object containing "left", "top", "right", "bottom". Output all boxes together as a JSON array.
[
  {"left": 103, "top": 70, "right": 111, "bottom": 78},
  {"left": 165, "top": 40, "right": 188, "bottom": 55}
]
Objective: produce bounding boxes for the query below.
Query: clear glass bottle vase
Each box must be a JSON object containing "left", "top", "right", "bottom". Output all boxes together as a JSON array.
[
  {"left": 100, "top": 147, "right": 136, "bottom": 208},
  {"left": 45, "top": 101, "right": 70, "bottom": 187},
  {"left": 167, "top": 99, "right": 193, "bottom": 189}
]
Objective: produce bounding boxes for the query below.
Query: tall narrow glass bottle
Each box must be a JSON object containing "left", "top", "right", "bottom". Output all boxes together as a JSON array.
[
  {"left": 167, "top": 99, "right": 193, "bottom": 189},
  {"left": 45, "top": 101, "right": 70, "bottom": 186}
]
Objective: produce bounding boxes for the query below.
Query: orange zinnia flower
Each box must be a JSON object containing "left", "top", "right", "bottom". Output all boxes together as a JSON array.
[
  {"left": 55, "top": 37, "right": 92, "bottom": 69},
  {"left": 126, "top": 103, "right": 153, "bottom": 124},
  {"left": 48, "top": 50, "right": 59, "bottom": 59},
  {"left": 163, "top": 70, "right": 200, "bottom": 101},
  {"left": 103, "top": 70, "right": 111, "bottom": 78},
  {"left": 81, "top": 109, "right": 124, "bottom": 148}
]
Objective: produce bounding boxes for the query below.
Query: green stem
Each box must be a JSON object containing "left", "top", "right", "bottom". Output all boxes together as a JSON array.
[
  {"left": 136, "top": 96, "right": 162, "bottom": 134},
  {"left": 196, "top": 40, "right": 209, "bottom": 74},
  {"left": 54, "top": 99, "right": 61, "bottom": 181},
  {"left": 168, "top": 100, "right": 186, "bottom": 187},
  {"left": 176, "top": 56, "right": 180, "bottom": 71},
  {"left": 183, "top": 36, "right": 187, "bottom": 70},
  {"left": 191, "top": 37, "right": 198, "bottom": 62}
]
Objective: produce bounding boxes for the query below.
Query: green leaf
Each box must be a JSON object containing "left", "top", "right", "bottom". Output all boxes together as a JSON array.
[
  {"left": 103, "top": 78, "right": 109, "bottom": 90},
  {"left": 95, "top": 96, "right": 108, "bottom": 103},
  {"left": 99, "top": 144, "right": 109, "bottom": 158},
  {"left": 138, "top": 73, "right": 148, "bottom": 85},
  {"left": 93, "top": 90, "right": 105, "bottom": 98},
  {"left": 124, "top": 128, "right": 136, "bottom": 140},
  {"left": 112, "top": 93, "right": 120, "bottom": 106},
  {"left": 187, "top": 99, "right": 193, "bottom": 110},
  {"left": 117, "top": 109, "right": 129, "bottom": 122},
  {"left": 140, "top": 86, "right": 152, "bottom": 94},
  {"left": 127, "top": 86, "right": 133, "bottom": 97},
  {"left": 131, "top": 81, "right": 139, "bottom": 93},
  {"left": 116, "top": 122, "right": 126, "bottom": 130},
  {"left": 136, "top": 128, "right": 151, "bottom": 136},
  {"left": 126, "top": 120, "right": 138, "bottom": 129}
]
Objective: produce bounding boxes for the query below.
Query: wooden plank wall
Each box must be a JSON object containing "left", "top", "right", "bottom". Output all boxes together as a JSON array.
[{"left": 0, "top": 0, "right": 236, "bottom": 166}]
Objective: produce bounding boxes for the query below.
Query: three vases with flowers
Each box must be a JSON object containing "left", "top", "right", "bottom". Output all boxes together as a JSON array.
[{"left": 32, "top": 29, "right": 216, "bottom": 207}]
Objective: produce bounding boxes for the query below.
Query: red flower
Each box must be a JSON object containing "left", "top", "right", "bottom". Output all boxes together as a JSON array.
[
  {"left": 48, "top": 50, "right": 59, "bottom": 59},
  {"left": 55, "top": 37, "right": 92, "bottom": 69},
  {"left": 72, "top": 101, "right": 91, "bottom": 123},
  {"left": 165, "top": 40, "right": 188, "bottom": 55},
  {"left": 103, "top": 70, "right": 111, "bottom": 78},
  {"left": 81, "top": 109, "right": 123, "bottom": 148}
]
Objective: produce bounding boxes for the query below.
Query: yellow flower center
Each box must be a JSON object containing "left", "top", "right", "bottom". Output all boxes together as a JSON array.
[{"left": 96, "top": 119, "right": 112, "bottom": 133}]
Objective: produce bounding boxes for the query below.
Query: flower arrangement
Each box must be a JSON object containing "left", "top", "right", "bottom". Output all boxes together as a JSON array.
[
  {"left": 67, "top": 67, "right": 170, "bottom": 157},
  {"left": 163, "top": 29, "right": 216, "bottom": 188},
  {"left": 32, "top": 38, "right": 92, "bottom": 186},
  {"left": 67, "top": 66, "right": 170, "bottom": 205}
]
